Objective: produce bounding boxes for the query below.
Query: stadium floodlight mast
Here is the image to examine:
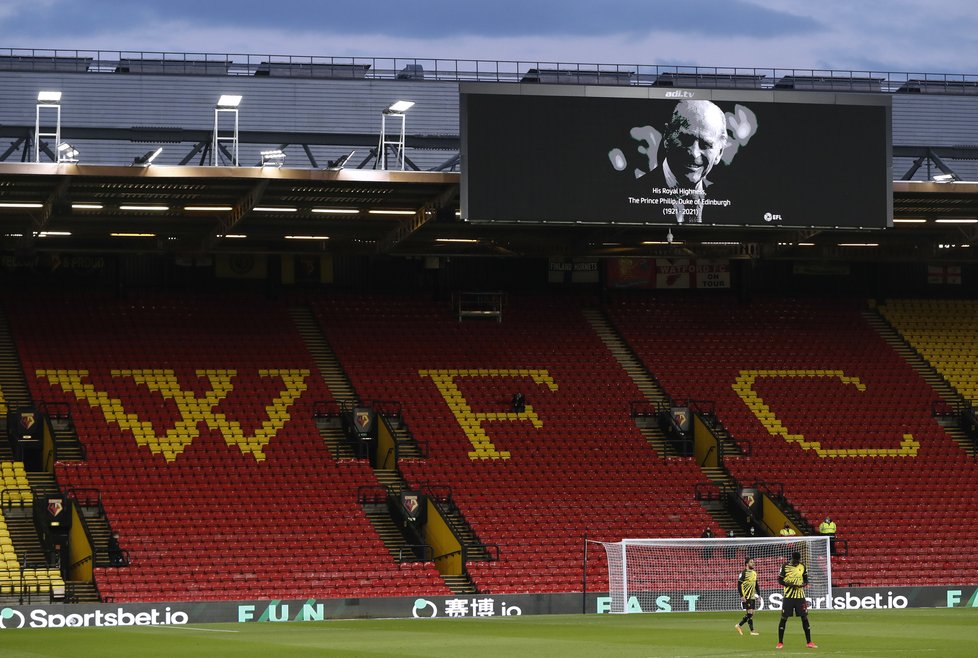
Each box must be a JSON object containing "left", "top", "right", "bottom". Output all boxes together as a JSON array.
[
  {"left": 595, "top": 536, "right": 832, "bottom": 614},
  {"left": 35, "top": 90, "right": 63, "bottom": 163},
  {"left": 213, "top": 94, "right": 242, "bottom": 166},
  {"left": 377, "top": 100, "right": 414, "bottom": 171}
]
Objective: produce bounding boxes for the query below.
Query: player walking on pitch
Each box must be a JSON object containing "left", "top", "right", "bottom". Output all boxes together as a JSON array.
[
  {"left": 777, "top": 551, "right": 817, "bottom": 649},
  {"left": 735, "top": 557, "right": 761, "bottom": 636}
]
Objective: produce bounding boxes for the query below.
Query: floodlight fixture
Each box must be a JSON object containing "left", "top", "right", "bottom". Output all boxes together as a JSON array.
[
  {"left": 260, "top": 149, "right": 286, "bottom": 167},
  {"left": 37, "top": 90, "right": 62, "bottom": 104},
  {"left": 932, "top": 173, "right": 957, "bottom": 183},
  {"left": 57, "top": 142, "right": 79, "bottom": 163},
  {"left": 216, "top": 94, "right": 242, "bottom": 108},
  {"left": 132, "top": 146, "right": 163, "bottom": 167},
  {"left": 384, "top": 100, "right": 415, "bottom": 114}
]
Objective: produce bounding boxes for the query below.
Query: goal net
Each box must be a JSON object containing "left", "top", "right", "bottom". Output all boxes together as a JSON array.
[{"left": 597, "top": 536, "right": 831, "bottom": 614}]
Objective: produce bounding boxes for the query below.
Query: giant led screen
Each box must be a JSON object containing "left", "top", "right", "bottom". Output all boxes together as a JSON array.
[{"left": 461, "top": 83, "right": 892, "bottom": 228}]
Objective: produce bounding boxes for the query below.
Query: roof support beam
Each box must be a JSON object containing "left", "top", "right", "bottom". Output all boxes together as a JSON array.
[{"left": 201, "top": 179, "right": 269, "bottom": 251}]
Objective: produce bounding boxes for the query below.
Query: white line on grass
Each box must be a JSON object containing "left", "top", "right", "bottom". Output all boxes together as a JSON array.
[{"left": 153, "top": 625, "right": 240, "bottom": 633}]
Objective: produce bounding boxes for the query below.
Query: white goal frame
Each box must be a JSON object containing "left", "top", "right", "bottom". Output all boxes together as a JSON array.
[{"left": 597, "top": 536, "right": 832, "bottom": 614}]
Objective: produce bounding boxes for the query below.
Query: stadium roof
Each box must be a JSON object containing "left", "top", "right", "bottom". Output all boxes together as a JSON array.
[{"left": 0, "top": 164, "right": 974, "bottom": 261}]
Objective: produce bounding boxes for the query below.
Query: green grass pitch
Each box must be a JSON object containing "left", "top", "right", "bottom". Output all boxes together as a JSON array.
[{"left": 2, "top": 608, "right": 976, "bottom": 657}]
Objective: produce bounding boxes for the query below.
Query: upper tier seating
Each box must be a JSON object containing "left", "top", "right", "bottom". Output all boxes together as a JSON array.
[
  {"left": 313, "top": 294, "right": 717, "bottom": 594},
  {"left": 877, "top": 299, "right": 978, "bottom": 405},
  {"left": 608, "top": 296, "right": 978, "bottom": 587},
  {"left": 6, "top": 294, "right": 448, "bottom": 602}
]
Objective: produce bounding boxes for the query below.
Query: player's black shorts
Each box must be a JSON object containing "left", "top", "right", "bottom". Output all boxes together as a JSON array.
[
  {"left": 782, "top": 597, "right": 808, "bottom": 617},
  {"left": 741, "top": 599, "right": 757, "bottom": 611}
]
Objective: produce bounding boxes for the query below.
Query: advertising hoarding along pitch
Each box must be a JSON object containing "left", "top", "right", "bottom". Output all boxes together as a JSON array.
[{"left": 461, "top": 83, "right": 892, "bottom": 228}]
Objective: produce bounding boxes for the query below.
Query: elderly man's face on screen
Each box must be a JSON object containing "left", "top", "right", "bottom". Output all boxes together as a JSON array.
[{"left": 662, "top": 100, "right": 727, "bottom": 186}]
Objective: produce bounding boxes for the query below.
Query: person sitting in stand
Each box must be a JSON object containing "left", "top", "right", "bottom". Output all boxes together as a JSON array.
[
  {"left": 780, "top": 521, "right": 797, "bottom": 536},
  {"left": 724, "top": 529, "right": 737, "bottom": 559},
  {"left": 701, "top": 526, "right": 715, "bottom": 559},
  {"left": 511, "top": 392, "right": 526, "bottom": 413},
  {"left": 108, "top": 532, "right": 126, "bottom": 566}
]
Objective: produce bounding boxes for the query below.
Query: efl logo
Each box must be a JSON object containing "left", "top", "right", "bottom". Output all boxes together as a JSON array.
[
  {"left": 0, "top": 608, "right": 26, "bottom": 629},
  {"left": 763, "top": 212, "right": 783, "bottom": 222}
]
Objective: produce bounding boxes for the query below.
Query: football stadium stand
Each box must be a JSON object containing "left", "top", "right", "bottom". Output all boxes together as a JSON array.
[
  {"left": 6, "top": 294, "right": 449, "bottom": 601},
  {"left": 313, "top": 294, "right": 717, "bottom": 594},
  {"left": 608, "top": 296, "right": 978, "bottom": 587}
]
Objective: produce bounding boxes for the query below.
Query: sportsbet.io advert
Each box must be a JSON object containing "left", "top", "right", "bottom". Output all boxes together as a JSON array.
[{"left": 2, "top": 586, "right": 976, "bottom": 630}]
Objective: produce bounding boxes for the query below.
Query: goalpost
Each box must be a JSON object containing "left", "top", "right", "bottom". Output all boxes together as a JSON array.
[{"left": 596, "top": 536, "right": 832, "bottom": 614}]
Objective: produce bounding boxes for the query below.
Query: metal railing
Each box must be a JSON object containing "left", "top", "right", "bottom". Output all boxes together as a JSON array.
[
  {"left": 356, "top": 484, "right": 390, "bottom": 504},
  {"left": 396, "top": 545, "right": 434, "bottom": 563},
  {"left": 3, "top": 48, "right": 978, "bottom": 94},
  {"left": 66, "top": 487, "right": 104, "bottom": 516},
  {"left": 0, "top": 486, "right": 34, "bottom": 509}
]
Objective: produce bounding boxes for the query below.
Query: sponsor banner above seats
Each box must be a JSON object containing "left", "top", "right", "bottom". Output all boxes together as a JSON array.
[{"left": 606, "top": 257, "right": 731, "bottom": 289}]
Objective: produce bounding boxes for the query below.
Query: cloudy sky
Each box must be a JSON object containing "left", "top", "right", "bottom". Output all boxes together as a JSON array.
[{"left": 2, "top": 0, "right": 977, "bottom": 74}]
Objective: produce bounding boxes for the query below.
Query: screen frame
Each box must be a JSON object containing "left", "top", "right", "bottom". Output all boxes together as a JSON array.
[{"left": 460, "top": 82, "right": 893, "bottom": 229}]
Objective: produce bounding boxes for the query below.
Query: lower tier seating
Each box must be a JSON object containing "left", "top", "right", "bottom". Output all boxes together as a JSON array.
[
  {"left": 609, "top": 296, "right": 978, "bottom": 587},
  {"left": 8, "top": 294, "right": 449, "bottom": 602},
  {"left": 315, "top": 294, "right": 717, "bottom": 594}
]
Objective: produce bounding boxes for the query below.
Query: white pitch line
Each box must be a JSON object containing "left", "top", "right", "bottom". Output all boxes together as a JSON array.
[{"left": 152, "top": 625, "right": 240, "bottom": 633}]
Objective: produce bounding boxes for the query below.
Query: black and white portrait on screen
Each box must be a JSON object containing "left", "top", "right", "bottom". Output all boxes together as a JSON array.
[{"left": 608, "top": 99, "right": 759, "bottom": 224}]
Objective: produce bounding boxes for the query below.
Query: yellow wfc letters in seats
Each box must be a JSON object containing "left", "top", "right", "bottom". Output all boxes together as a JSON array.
[
  {"left": 420, "top": 368, "right": 558, "bottom": 460},
  {"left": 38, "top": 369, "right": 308, "bottom": 462},
  {"left": 733, "top": 369, "right": 919, "bottom": 458}
]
